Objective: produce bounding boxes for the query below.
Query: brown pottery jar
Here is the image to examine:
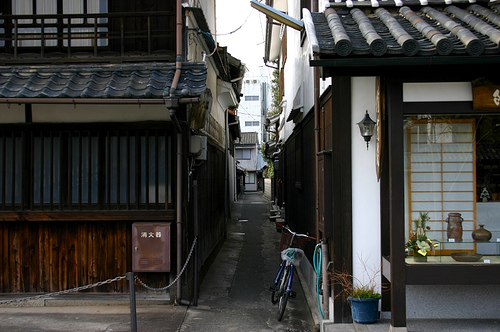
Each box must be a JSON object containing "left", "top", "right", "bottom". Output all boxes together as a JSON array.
[
  {"left": 446, "top": 212, "right": 463, "bottom": 241},
  {"left": 472, "top": 224, "right": 492, "bottom": 242}
]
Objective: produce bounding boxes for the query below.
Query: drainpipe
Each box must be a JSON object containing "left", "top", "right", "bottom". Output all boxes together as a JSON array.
[
  {"left": 313, "top": 0, "right": 330, "bottom": 319},
  {"left": 171, "top": 0, "right": 184, "bottom": 304}
]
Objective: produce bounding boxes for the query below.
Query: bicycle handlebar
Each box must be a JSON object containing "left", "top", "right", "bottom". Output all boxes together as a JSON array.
[{"left": 276, "top": 222, "right": 316, "bottom": 241}]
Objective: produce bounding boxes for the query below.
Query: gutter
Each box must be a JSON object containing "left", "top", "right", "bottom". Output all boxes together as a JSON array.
[{"left": 0, "top": 98, "right": 200, "bottom": 105}]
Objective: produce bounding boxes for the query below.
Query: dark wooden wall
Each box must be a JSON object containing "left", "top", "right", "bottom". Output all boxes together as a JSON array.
[
  {"left": 0, "top": 220, "right": 132, "bottom": 293},
  {"left": 283, "top": 111, "right": 317, "bottom": 257}
]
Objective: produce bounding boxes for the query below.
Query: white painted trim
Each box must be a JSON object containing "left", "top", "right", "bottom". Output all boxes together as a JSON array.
[{"left": 403, "top": 82, "right": 472, "bottom": 102}]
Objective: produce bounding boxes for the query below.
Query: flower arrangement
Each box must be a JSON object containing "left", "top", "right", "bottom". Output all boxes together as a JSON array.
[{"left": 405, "top": 212, "right": 439, "bottom": 257}]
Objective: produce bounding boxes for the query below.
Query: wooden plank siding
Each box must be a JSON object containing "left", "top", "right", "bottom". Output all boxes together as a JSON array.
[{"left": 0, "top": 220, "right": 137, "bottom": 293}]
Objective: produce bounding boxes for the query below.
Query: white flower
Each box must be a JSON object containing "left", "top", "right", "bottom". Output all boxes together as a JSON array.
[{"left": 416, "top": 240, "right": 431, "bottom": 256}]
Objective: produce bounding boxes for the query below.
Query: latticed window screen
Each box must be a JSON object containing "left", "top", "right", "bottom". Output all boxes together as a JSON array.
[
  {"left": 0, "top": 126, "right": 171, "bottom": 210},
  {"left": 407, "top": 119, "right": 476, "bottom": 251}
]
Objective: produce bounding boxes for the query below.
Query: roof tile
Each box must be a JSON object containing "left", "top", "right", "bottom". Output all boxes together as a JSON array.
[
  {"left": 309, "top": 2, "right": 500, "bottom": 58},
  {"left": 0, "top": 62, "right": 207, "bottom": 100}
]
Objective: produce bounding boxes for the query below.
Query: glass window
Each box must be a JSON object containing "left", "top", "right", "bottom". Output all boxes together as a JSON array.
[
  {"left": 245, "top": 172, "right": 256, "bottom": 184},
  {"left": 244, "top": 95, "right": 259, "bottom": 101},
  {"left": 235, "top": 148, "right": 251, "bottom": 160},
  {"left": 0, "top": 126, "right": 170, "bottom": 210},
  {"left": 405, "top": 115, "right": 500, "bottom": 263}
]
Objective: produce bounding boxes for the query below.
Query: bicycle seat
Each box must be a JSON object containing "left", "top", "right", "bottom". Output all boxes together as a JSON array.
[{"left": 281, "top": 248, "right": 305, "bottom": 266}]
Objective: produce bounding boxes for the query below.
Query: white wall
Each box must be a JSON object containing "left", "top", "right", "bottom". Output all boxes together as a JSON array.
[
  {"left": 0, "top": 104, "right": 25, "bottom": 123},
  {"left": 29, "top": 104, "right": 168, "bottom": 122},
  {"left": 351, "top": 77, "right": 381, "bottom": 290},
  {"left": 280, "top": 1, "right": 315, "bottom": 143}
]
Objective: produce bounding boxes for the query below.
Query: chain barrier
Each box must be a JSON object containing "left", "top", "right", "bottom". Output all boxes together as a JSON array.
[
  {"left": 0, "top": 237, "right": 198, "bottom": 305},
  {"left": 0, "top": 275, "right": 127, "bottom": 306},
  {"left": 135, "top": 236, "right": 198, "bottom": 292}
]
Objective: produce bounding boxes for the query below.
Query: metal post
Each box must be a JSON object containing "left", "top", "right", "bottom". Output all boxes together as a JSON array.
[
  {"left": 126, "top": 272, "right": 138, "bottom": 332},
  {"left": 193, "top": 179, "right": 199, "bottom": 306}
]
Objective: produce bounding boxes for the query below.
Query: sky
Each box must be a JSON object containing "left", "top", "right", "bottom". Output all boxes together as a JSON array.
[{"left": 216, "top": 0, "right": 268, "bottom": 74}]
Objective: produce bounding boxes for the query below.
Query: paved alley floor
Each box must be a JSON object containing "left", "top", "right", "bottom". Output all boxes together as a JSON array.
[{"left": 179, "top": 191, "right": 317, "bottom": 332}]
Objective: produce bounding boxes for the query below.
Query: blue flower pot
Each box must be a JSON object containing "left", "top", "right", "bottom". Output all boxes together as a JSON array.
[{"left": 348, "top": 296, "right": 380, "bottom": 324}]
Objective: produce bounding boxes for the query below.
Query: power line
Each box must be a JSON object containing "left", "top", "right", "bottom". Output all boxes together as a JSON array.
[{"left": 215, "top": 9, "right": 255, "bottom": 36}]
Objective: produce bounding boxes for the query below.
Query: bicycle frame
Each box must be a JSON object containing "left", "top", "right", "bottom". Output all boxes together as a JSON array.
[{"left": 270, "top": 223, "right": 315, "bottom": 321}]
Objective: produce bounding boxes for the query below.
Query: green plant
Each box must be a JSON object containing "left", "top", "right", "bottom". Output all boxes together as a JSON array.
[
  {"left": 405, "top": 212, "right": 439, "bottom": 256},
  {"left": 260, "top": 144, "right": 274, "bottom": 178},
  {"left": 268, "top": 68, "right": 281, "bottom": 117},
  {"left": 330, "top": 258, "right": 381, "bottom": 300}
]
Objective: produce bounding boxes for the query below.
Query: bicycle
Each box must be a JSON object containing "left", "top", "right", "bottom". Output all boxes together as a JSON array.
[{"left": 270, "top": 223, "right": 315, "bottom": 321}]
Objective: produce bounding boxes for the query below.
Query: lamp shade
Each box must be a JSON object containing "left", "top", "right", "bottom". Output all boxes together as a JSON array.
[{"left": 357, "top": 110, "right": 376, "bottom": 149}]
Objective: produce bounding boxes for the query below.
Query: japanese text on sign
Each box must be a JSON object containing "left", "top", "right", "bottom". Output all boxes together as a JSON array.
[{"left": 141, "top": 231, "right": 162, "bottom": 238}]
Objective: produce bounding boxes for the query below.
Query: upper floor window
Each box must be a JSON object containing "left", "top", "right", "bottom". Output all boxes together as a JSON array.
[
  {"left": 235, "top": 148, "right": 251, "bottom": 160},
  {"left": 12, "top": 0, "right": 108, "bottom": 47},
  {"left": 245, "top": 121, "right": 260, "bottom": 127},
  {"left": 244, "top": 96, "right": 259, "bottom": 101}
]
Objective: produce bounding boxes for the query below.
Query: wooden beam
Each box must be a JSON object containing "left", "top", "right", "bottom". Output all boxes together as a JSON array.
[{"left": 0, "top": 210, "right": 175, "bottom": 222}]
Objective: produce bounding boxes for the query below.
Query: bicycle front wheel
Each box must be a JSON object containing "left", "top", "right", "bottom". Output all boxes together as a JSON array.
[
  {"left": 271, "top": 264, "right": 287, "bottom": 304},
  {"left": 277, "top": 266, "right": 291, "bottom": 321}
]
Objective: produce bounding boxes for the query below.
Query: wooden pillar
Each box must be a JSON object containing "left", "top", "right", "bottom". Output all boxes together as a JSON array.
[{"left": 387, "top": 78, "right": 407, "bottom": 329}]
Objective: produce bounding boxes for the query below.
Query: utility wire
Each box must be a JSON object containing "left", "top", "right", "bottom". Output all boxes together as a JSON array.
[{"left": 214, "top": 10, "right": 255, "bottom": 37}]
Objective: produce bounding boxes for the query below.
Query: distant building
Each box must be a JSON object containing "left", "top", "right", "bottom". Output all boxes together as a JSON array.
[
  {"left": 239, "top": 68, "right": 271, "bottom": 143},
  {"left": 235, "top": 132, "right": 261, "bottom": 192}
]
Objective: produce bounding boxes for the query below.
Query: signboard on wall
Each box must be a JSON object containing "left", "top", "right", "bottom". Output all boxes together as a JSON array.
[
  {"left": 473, "top": 85, "right": 500, "bottom": 111},
  {"left": 132, "top": 222, "right": 171, "bottom": 272}
]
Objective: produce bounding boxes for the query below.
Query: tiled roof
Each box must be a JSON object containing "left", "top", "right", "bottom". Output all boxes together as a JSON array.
[
  {"left": 0, "top": 62, "right": 207, "bottom": 100},
  {"left": 306, "top": 1, "right": 500, "bottom": 58},
  {"left": 239, "top": 132, "right": 259, "bottom": 144}
]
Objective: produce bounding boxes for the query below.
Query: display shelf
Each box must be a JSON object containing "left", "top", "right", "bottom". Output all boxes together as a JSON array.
[{"left": 406, "top": 239, "right": 500, "bottom": 264}]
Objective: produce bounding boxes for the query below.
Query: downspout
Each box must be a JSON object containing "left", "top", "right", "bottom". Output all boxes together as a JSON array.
[
  {"left": 171, "top": 0, "right": 183, "bottom": 304},
  {"left": 313, "top": 0, "right": 330, "bottom": 319}
]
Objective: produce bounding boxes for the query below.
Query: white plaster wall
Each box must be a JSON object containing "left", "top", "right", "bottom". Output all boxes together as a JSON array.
[
  {"left": 280, "top": 2, "right": 315, "bottom": 143},
  {"left": 31, "top": 104, "right": 168, "bottom": 122},
  {"left": 0, "top": 104, "right": 25, "bottom": 123},
  {"left": 403, "top": 82, "right": 472, "bottom": 102},
  {"left": 351, "top": 77, "right": 381, "bottom": 290}
]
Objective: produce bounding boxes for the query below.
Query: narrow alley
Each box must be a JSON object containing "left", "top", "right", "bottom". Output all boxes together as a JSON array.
[{"left": 179, "top": 191, "right": 317, "bottom": 332}]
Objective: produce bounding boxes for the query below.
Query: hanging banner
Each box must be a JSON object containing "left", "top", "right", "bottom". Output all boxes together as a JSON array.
[{"left": 473, "top": 85, "right": 500, "bottom": 111}]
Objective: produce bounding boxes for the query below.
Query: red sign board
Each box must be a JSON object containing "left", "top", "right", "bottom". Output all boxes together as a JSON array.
[{"left": 132, "top": 222, "right": 171, "bottom": 272}]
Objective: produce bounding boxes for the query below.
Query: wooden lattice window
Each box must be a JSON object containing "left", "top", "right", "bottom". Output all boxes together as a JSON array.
[
  {"left": 407, "top": 118, "right": 476, "bottom": 253},
  {"left": 0, "top": 125, "right": 172, "bottom": 211}
]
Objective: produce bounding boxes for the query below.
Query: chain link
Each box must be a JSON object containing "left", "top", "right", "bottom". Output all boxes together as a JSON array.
[
  {"left": 135, "top": 236, "right": 197, "bottom": 292},
  {"left": 0, "top": 237, "right": 198, "bottom": 304},
  {"left": 0, "top": 275, "right": 127, "bottom": 306}
]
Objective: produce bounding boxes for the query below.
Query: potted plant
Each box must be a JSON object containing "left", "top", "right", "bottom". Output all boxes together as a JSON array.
[
  {"left": 330, "top": 260, "right": 381, "bottom": 324},
  {"left": 405, "top": 212, "right": 439, "bottom": 262}
]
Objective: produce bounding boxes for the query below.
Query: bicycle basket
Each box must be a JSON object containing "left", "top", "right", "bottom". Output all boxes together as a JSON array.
[
  {"left": 281, "top": 248, "right": 305, "bottom": 266},
  {"left": 279, "top": 231, "right": 309, "bottom": 251}
]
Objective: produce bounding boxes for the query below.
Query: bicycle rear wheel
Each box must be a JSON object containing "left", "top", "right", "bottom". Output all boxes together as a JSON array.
[{"left": 277, "top": 266, "right": 291, "bottom": 321}]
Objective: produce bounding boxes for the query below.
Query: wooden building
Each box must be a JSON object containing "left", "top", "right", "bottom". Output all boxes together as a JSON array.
[
  {"left": 0, "top": 0, "right": 243, "bottom": 302},
  {"left": 259, "top": 0, "right": 500, "bottom": 329}
]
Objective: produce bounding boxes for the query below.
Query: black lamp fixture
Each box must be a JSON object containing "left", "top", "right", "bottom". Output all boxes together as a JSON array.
[{"left": 357, "top": 110, "right": 376, "bottom": 150}]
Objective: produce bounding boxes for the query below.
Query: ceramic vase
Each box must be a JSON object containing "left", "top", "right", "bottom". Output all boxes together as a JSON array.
[
  {"left": 446, "top": 213, "right": 463, "bottom": 241},
  {"left": 472, "top": 224, "right": 492, "bottom": 242}
]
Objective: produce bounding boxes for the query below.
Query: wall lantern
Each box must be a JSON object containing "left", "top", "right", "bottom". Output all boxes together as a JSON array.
[{"left": 356, "top": 110, "right": 376, "bottom": 150}]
